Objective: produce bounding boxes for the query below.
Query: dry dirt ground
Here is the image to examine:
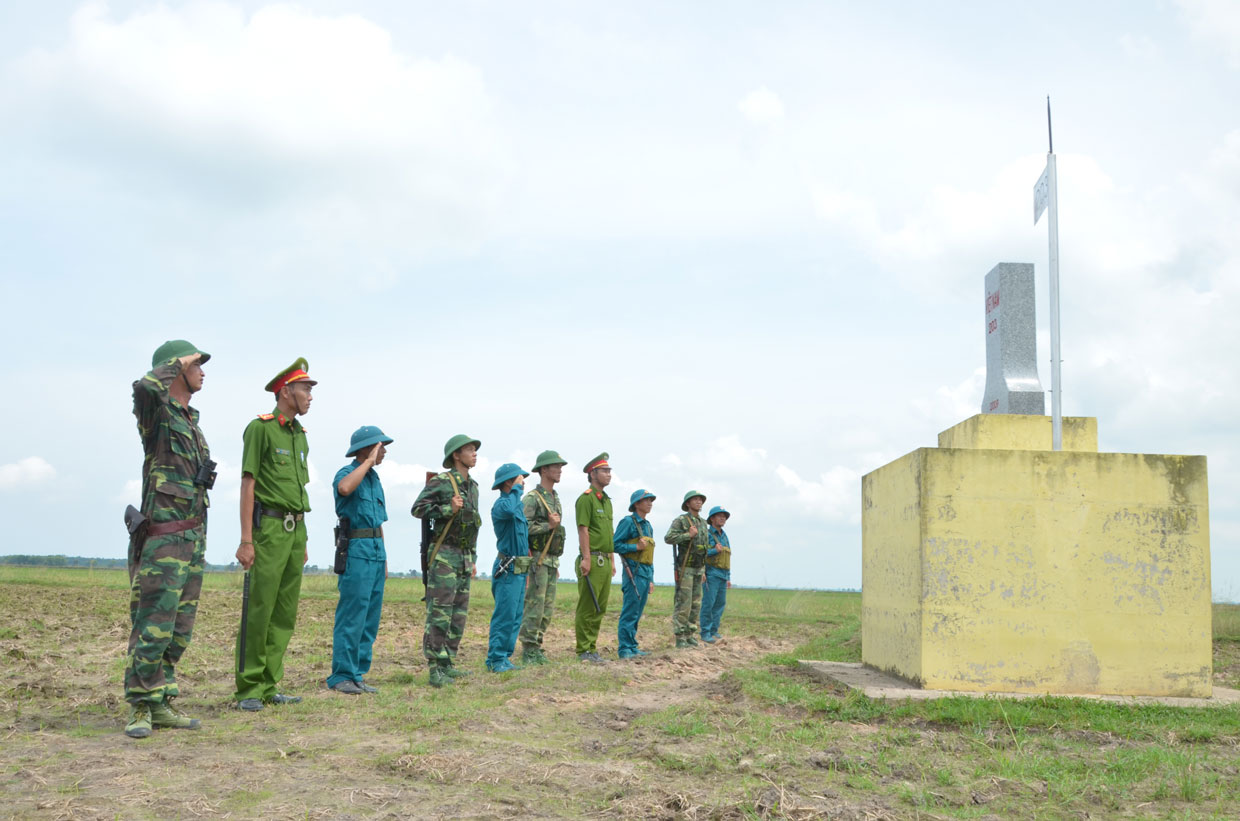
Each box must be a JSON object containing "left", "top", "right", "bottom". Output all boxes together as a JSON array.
[
  {"left": 6, "top": 574, "right": 1240, "bottom": 820},
  {"left": 1, "top": 575, "right": 889, "bottom": 820}
]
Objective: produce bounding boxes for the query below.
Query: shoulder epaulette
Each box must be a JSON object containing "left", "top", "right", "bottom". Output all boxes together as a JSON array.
[
  {"left": 257, "top": 413, "right": 275, "bottom": 421},
  {"left": 437, "top": 472, "right": 451, "bottom": 480}
]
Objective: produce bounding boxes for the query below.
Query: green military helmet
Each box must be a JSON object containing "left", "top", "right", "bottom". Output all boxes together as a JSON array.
[
  {"left": 442, "top": 433, "right": 482, "bottom": 469},
  {"left": 346, "top": 425, "right": 394, "bottom": 457},
  {"left": 628, "top": 488, "right": 656, "bottom": 512},
  {"left": 491, "top": 462, "right": 529, "bottom": 490},
  {"left": 152, "top": 339, "right": 210, "bottom": 368},
  {"left": 532, "top": 450, "right": 568, "bottom": 472},
  {"left": 681, "top": 489, "right": 707, "bottom": 511}
]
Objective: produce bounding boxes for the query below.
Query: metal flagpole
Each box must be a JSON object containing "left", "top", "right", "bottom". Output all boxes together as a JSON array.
[{"left": 1035, "top": 97, "right": 1063, "bottom": 450}]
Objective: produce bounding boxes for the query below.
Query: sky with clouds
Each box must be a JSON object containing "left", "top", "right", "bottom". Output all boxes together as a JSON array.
[{"left": 1, "top": 1, "right": 1237, "bottom": 596}]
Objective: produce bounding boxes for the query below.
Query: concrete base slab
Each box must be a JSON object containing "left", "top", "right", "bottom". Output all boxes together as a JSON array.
[{"left": 799, "top": 661, "right": 1240, "bottom": 708}]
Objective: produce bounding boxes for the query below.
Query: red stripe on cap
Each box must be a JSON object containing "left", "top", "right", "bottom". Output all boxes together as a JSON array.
[
  {"left": 272, "top": 369, "right": 309, "bottom": 394},
  {"left": 586, "top": 458, "right": 609, "bottom": 471}
]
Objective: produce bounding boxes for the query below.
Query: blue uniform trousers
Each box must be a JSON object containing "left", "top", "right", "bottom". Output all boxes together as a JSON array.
[
  {"left": 700, "top": 566, "right": 730, "bottom": 639},
  {"left": 327, "top": 553, "right": 386, "bottom": 688},
  {"left": 486, "top": 570, "right": 527, "bottom": 668},
  {"left": 618, "top": 558, "right": 654, "bottom": 656}
]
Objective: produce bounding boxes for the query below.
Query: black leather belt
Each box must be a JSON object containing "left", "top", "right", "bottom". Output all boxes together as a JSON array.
[{"left": 260, "top": 508, "right": 305, "bottom": 532}]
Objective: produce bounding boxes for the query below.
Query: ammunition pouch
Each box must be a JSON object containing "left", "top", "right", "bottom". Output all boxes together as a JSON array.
[
  {"left": 512, "top": 556, "right": 534, "bottom": 575},
  {"left": 333, "top": 515, "right": 350, "bottom": 575}
]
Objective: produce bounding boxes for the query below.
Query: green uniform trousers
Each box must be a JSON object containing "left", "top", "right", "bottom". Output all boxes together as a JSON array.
[
  {"left": 520, "top": 560, "right": 559, "bottom": 650},
  {"left": 672, "top": 565, "right": 705, "bottom": 638},
  {"left": 423, "top": 544, "right": 472, "bottom": 665},
  {"left": 125, "top": 525, "right": 206, "bottom": 704},
  {"left": 574, "top": 553, "right": 612, "bottom": 654},
  {"left": 235, "top": 516, "right": 306, "bottom": 701}
]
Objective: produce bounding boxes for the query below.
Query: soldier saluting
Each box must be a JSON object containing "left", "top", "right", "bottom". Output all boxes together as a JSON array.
[
  {"left": 412, "top": 434, "right": 483, "bottom": 687},
  {"left": 234, "top": 358, "right": 317, "bottom": 711},
  {"left": 124, "top": 340, "right": 215, "bottom": 739}
]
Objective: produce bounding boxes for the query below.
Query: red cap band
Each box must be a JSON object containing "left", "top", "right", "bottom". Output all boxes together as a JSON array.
[
  {"left": 271, "top": 369, "right": 310, "bottom": 394},
  {"left": 586, "top": 458, "right": 610, "bottom": 472}
]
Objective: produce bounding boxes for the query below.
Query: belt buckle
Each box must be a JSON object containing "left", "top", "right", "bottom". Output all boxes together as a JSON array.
[
  {"left": 283, "top": 512, "right": 296, "bottom": 532},
  {"left": 596, "top": 554, "right": 605, "bottom": 567}
]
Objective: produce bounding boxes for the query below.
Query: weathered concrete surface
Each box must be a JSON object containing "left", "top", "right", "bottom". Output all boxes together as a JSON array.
[
  {"left": 799, "top": 661, "right": 1240, "bottom": 708},
  {"left": 862, "top": 415, "right": 1212, "bottom": 698},
  {"left": 939, "top": 413, "right": 1097, "bottom": 453}
]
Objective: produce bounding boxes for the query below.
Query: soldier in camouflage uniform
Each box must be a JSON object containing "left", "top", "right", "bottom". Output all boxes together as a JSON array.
[
  {"left": 518, "top": 450, "right": 568, "bottom": 665},
  {"left": 412, "top": 434, "right": 483, "bottom": 687},
  {"left": 665, "top": 490, "right": 709, "bottom": 648},
  {"left": 124, "top": 340, "right": 214, "bottom": 739}
]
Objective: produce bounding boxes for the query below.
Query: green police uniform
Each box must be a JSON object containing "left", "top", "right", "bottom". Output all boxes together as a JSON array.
[
  {"left": 234, "top": 360, "right": 315, "bottom": 704},
  {"left": 574, "top": 453, "right": 614, "bottom": 656}
]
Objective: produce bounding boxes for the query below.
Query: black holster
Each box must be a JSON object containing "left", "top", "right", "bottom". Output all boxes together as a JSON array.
[
  {"left": 334, "top": 515, "right": 351, "bottom": 575},
  {"left": 124, "top": 504, "right": 148, "bottom": 581}
]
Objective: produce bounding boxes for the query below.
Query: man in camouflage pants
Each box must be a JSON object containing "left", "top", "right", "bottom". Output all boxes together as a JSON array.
[
  {"left": 412, "top": 434, "right": 483, "bottom": 687},
  {"left": 665, "top": 490, "right": 710, "bottom": 648},
  {"left": 519, "top": 450, "right": 568, "bottom": 665},
  {"left": 124, "top": 340, "right": 214, "bottom": 738}
]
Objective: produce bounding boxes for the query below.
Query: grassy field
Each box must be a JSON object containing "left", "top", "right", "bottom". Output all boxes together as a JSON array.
[{"left": 1, "top": 566, "right": 1239, "bottom": 820}]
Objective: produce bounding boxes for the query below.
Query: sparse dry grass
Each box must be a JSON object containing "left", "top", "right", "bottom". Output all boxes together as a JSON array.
[{"left": 1, "top": 567, "right": 1239, "bottom": 820}]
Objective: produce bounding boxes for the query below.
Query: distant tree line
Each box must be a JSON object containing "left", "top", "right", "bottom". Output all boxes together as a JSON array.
[{"left": 0, "top": 555, "right": 423, "bottom": 577}]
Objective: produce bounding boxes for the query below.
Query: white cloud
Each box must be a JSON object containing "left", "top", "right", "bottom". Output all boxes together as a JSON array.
[
  {"left": 0, "top": 457, "right": 56, "bottom": 490},
  {"left": 380, "top": 459, "right": 442, "bottom": 487},
  {"left": 114, "top": 478, "right": 142, "bottom": 503},
  {"left": 912, "top": 367, "right": 987, "bottom": 427},
  {"left": 738, "top": 86, "right": 785, "bottom": 126},
  {"left": 1177, "top": 0, "right": 1240, "bottom": 67},
  {"left": 1119, "top": 33, "right": 1161, "bottom": 60},
  {"left": 703, "top": 435, "right": 768, "bottom": 475},
  {"left": 774, "top": 464, "right": 860, "bottom": 524},
  {"left": 5, "top": 1, "right": 506, "bottom": 272}
]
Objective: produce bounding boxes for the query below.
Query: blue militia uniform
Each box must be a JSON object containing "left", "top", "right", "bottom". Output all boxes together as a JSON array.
[
  {"left": 327, "top": 462, "right": 388, "bottom": 689},
  {"left": 487, "top": 486, "right": 530, "bottom": 669},
  {"left": 700, "top": 525, "right": 731, "bottom": 641},
  {"left": 614, "top": 513, "right": 655, "bottom": 657}
]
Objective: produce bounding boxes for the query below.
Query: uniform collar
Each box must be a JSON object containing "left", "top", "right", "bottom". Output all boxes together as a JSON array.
[
  {"left": 271, "top": 406, "right": 303, "bottom": 431},
  {"left": 586, "top": 485, "right": 609, "bottom": 500}
]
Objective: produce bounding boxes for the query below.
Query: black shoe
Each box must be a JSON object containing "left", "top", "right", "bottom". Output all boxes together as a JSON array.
[
  {"left": 357, "top": 681, "right": 379, "bottom": 694},
  {"left": 268, "top": 693, "right": 302, "bottom": 705},
  {"left": 331, "top": 680, "right": 364, "bottom": 695},
  {"left": 237, "top": 698, "right": 264, "bottom": 712}
]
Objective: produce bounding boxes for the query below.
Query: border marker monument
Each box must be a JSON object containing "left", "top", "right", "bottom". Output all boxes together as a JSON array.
[{"left": 860, "top": 254, "right": 1212, "bottom": 697}]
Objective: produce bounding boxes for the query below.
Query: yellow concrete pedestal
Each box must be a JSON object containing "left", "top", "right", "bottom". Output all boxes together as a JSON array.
[{"left": 861, "top": 414, "right": 1212, "bottom": 697}]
